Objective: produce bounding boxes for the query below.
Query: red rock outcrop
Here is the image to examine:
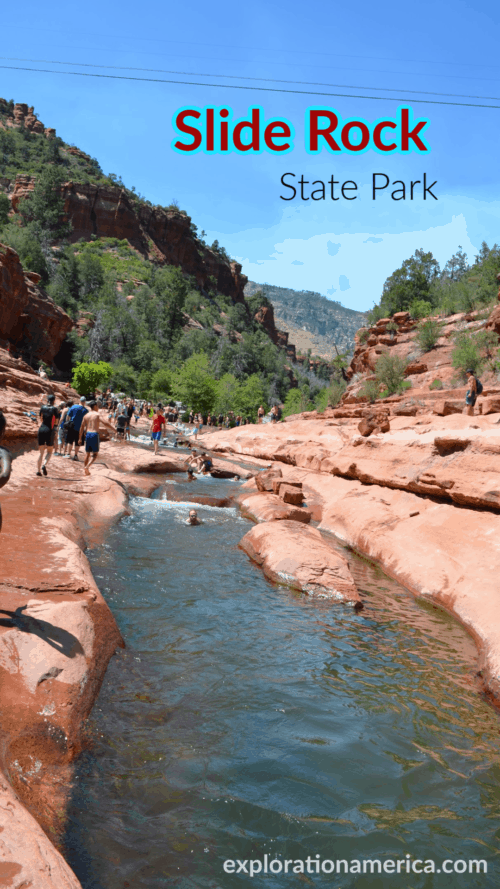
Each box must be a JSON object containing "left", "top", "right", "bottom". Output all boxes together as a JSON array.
[
  {"left": 0, "top": 347, "right": 80, "bottom": 442},
  {"left": 239, "top": 520, "right": 361, "bottom": 606},
  {"left": 253, "top": 304, "right": 290, "bottom": 349},
  {"left": 10, "top": 178, "right": 247, "bottom": 303},
  {"left": 238, "top": 490, "right": 311, "bottom": 524},
  {"left": 358, "top": 410, "right": 390, "bottom": 436},
  {"left": 4, "top": 102, "right": 53, "bottom": 136},
  {"left": 0, "top": 245, "right": 74, "bottom": 363},
  {"left": 0, "top": 775, "right": 82, "bottom": 889}
]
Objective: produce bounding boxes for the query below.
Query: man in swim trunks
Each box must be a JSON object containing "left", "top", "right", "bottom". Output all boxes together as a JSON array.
[
  {"left": 79, "top": 401, "right": 115, "bottom": 476},
  {"left": 37, "top": 393, "right": 60, "bottom": 476},
  {"left": 200, "top": 452, "right": 213, "bottom": 475},
  {"left": 65, "top": 396, "right": 88, "bottom": 461},
  {"left": 150, "top": 405, "right": 166, "bottom": 455}
]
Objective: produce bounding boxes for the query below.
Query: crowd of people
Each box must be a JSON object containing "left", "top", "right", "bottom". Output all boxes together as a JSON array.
[
  {"left": 33, "top": 382, "right": 285, "bottom": 481},
  {"left": 36, "top": 394, "right": 115, "bottom": 477}
]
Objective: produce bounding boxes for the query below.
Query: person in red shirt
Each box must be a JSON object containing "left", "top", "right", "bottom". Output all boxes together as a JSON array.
[{"left": 150, "top": 404, "right": 166, "bottom": 455}]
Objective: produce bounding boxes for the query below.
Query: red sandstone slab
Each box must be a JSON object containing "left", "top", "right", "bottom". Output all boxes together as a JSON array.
[
  {"left": 239, "top": 520, "right": 361, "bottom": 606},
  {"left": 279, "top": 484, "right": 304, "bottom": 506},
  {"left": 237, "top": 491, "right": 311, "bottom": 524}
]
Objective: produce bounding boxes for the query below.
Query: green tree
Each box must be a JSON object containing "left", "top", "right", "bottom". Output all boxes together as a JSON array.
[
  {"left": 234, "top": 374, "right": 267, "bottom": 417},
  {"left": 79, "top": 251, "right": 105, "bottom": 299},
  {"left": 0, "top": 194, "right": 9, "bottom": 228},
  {"left": 150, "top": 367, "right": 172, "bottom": 399},
  {"left": 374, "top": 353, "right": 409, "bottom": 395},
  {"left": 441, "top": 246, "right": 469, "bottom": 282},
  {"left": 409, "top": 299, "right": 433, "bottom": 320},
  {"left": 216, "top": 373, "right": 239, "bottom": 415},
  {"left": 72, "top": 361, "right": 113, "bottom": 396},
  {"left": 18, "top": 166, "right": 69, "bottom": 235},
  {"left": 173, "top": 353, "right": 218, "bottom": 414},
  {"left": 48, "top": 248, "right": 80, "bottom": 315},
  {"left": 282, "top": 388, "right": 312, "bottom": 417},
  {"left": 359, "top": 379, "right": 380, "bottom": 403},
  {"left": 137, "top": 369, "right": 153, "bottom": 398},
  {"left": 416, "top": 318, "right": 444, "bottom": 351},
  {"left": 0, "top": 223, "right": 49, "bottom": 281},
  {"left": 379, "top": 249, "right": 440, "bottom": 316},
  {"left": 109, "top": 362, "right": 137, "bottom": 395},
  {"left": 327, "top": 379, "right": 346, "bottom": 406}
]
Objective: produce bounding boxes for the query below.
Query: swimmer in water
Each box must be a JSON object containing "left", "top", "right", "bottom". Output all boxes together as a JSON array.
[{"left": 186, "top": 509, "right": 201, "bottom": 525}]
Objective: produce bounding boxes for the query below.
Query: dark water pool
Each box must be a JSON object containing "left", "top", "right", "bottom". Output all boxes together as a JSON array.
[{"left": 63, "top": 475, "right": 500, "bottom": 888}]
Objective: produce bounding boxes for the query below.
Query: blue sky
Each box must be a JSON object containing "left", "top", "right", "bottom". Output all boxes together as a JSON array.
[{"left": 1, "top": 0, "right": 500, "bottom": 311}]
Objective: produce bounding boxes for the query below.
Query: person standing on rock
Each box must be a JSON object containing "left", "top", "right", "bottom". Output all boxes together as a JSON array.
[
  {"left": 65, "top": 396, "right": 88, "bottom": 461},
  {"left": 126, "top": 400, "right": 135, "bottom": 439},
  {"left": 79, "top": 401, "right": 115, "bottom": 476},
  {"left": 465, "top": 370, "right": 478, "bottom": 416},
  {"left": 36, "top": 394, "right": 60, "bottom": 477},
  {"left": 0, "top": 409, "right": 12, "bottom": 532},
  {"left": 150, "top": 405, "right": 166, "bottom": 455},
  {"left": 54, "top": 400, "right": 69, "bottom": 455}
]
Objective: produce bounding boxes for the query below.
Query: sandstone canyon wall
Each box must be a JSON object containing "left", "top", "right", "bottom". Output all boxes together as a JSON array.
[{"left": 0, "top": 244, "right": 74, "bottom": 364}]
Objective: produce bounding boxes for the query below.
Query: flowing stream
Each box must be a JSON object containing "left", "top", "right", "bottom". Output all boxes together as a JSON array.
[{"left": 63, "top": 472, "right": 500, "bottom": 888}]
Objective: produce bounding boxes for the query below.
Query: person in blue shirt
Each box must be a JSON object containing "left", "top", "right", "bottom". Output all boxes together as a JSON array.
[{"left": 64, "top": 396, "right": 89, "bottom": 461}]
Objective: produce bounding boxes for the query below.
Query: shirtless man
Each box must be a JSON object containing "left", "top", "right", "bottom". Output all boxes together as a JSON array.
[
  {"left": 79, "top": 401, "right": 115, "bottom": 475},
  {"left": 186, "top": 450, "right": 200, "bottom": 471},
  {"left": 186, "top": 509, "right": 201, "bottom": 525}
]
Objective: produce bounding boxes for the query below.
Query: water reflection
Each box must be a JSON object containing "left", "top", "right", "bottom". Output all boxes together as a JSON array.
[{"left": 64, "top": 480, "right": 500, "bottom": 888}]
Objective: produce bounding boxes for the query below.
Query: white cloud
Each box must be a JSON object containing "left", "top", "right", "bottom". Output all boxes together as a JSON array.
[{"left": 210, "top": 191, "right": 500, "bottom": 311}]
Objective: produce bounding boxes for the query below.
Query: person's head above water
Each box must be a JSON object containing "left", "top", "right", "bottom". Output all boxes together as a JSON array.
[{"left": 187, "top": 509, "right": 198, "bottom": 524}]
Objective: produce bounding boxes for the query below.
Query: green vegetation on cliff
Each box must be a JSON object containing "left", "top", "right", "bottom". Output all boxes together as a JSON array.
[
  {"left": 368, "top": 244, "right": 500, "bottom": 323},
  {"left": 0, "top": 99, "right": 350, "bottom": 415}
]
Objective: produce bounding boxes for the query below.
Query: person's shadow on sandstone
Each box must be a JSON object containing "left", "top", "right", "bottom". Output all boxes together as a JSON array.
[{"left": 0, "top": 605, "right": 84, "bottom": 657}]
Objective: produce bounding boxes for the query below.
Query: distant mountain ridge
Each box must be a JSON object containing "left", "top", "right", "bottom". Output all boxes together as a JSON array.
[{"left": 244, "top": 281, "right": 368, "bottom": 358}]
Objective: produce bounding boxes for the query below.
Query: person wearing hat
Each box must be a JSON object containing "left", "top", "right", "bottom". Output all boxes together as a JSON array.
[
  {"left": 465, "top": 370, "right": 478, "bottom": 416},
  {"left": 37, "top": 394, "right": 60, "bottom": 476}
]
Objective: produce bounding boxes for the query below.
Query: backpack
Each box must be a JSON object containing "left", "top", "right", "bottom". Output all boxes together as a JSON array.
[{"left": 476, "top": 377, "right": 483, "bottom": 395}]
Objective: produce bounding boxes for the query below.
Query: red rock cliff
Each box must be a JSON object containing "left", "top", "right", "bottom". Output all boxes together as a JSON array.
[
  {"left": 0, "top": 244, "right": 74, "bottom": 364},
  {"left": 11, "top": 177, "right": 248, "bottom": 303}
]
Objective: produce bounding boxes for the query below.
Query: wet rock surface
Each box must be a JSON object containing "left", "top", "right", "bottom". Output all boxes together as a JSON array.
[{"left": 239, "top": 520, "right": 361, "bottom": 606}]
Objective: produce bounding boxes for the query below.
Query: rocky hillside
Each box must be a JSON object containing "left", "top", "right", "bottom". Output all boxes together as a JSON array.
[
  {"left": 244, "top": 281, "right": 368, "bottom": 359},
  {"left": 0, "top": 100, "right": 246, "bottom": 302},
  {"left": 0, "top": 99, "right": 306, "bottom": 399}
]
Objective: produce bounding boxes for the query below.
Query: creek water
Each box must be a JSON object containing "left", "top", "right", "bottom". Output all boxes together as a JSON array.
[{"left": 64, "top": 472, "right": 500, "bottom": 889}]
